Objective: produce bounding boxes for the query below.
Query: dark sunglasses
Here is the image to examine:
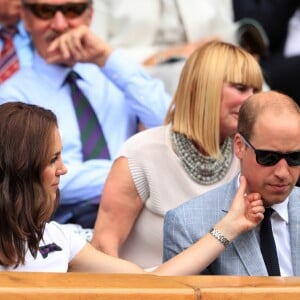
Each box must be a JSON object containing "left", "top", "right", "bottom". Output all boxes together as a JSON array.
[
  {"left": 239, "top": 133, "right": 300, "bottom": 166},
  {"left": 23, "top": 2, "right": 91, "bottom": 20}
]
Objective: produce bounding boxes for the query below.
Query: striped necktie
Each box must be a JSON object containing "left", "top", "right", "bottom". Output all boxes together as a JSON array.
[
  {"left": 260, "top": 208, "right": 281, "bottom": 276},
  {"left": 65, "top": 71, "right": 110, "bottom": 160},
  {"left": 0, "top": 26, "right": 19, "bottom": 83}
]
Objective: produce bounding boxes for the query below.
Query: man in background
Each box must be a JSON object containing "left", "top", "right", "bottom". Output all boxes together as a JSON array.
[
  {"left": 0, "top": 0, "right": 32, "bottom": 83},
  {"left": 0, "top": 0, "right": 171, "bottom": 227}
]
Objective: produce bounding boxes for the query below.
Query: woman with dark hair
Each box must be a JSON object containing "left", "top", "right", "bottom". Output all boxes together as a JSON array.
[
  {"left": 0, "top": 101, "right": 264, "bottom": 273},
  {"left": 0, "top": 101, "right": 66, "bottom": 268}
]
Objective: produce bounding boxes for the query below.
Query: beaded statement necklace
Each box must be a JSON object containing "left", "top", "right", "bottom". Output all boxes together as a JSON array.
[{"left": 171, "top": 131, "right": 233, "bottom": 185}]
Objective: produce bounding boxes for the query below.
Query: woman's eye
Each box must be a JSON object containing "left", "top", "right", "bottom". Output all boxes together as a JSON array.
[
  {"left": 50, "top": 156, "right": 58, "bottom": 164},
  {"left": 235, "top": 84, "right": 248, "bottom": 91}
]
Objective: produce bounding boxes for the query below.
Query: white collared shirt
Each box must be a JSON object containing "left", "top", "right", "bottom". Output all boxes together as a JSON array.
[{"left": 272, "top": 201, "right": 293, "bottom": 276}]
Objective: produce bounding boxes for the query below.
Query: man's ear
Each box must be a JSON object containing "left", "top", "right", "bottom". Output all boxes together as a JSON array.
[
  {"left": 234, "top": 133, "right": 245, "bottom": 159},
  {"left": 20, "top": 7, "right": 31, "bottom": 33}
]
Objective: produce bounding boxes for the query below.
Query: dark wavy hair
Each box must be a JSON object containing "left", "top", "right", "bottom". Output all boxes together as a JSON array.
[{"left": 0, "top": 102, "right": 59, "bottom": 267}]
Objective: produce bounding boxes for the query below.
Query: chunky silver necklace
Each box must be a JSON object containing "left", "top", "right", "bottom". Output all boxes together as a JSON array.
[{"left": 171, "top": 131, "right": 233, "bottom": 185}]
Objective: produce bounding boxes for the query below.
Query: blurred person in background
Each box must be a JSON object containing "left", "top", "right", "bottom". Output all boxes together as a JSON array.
[{"left": 0, "top": 0, "right": 32, "bottom": 83}]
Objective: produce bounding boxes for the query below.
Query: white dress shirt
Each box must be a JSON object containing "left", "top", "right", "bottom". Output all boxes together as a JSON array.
[{"left": 272, "top": 200, "right": 293, "bottom": 276}]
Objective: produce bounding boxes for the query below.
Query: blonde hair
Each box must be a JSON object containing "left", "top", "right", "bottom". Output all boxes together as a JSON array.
[{"left": 165, "top": 41, "right": 263, "bottom": 158}]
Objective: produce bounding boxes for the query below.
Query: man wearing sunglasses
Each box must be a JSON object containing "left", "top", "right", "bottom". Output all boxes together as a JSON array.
[
  {"left": 164, "top": 90, "right": 300, "bottom": 276},
  {"left": 0, "top": 0, "right": 171, "bottom": 228}
]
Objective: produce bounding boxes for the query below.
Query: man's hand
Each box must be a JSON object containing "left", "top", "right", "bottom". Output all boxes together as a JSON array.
[{"left": 46, "top": 25, "right": 113, "bottom": 66}]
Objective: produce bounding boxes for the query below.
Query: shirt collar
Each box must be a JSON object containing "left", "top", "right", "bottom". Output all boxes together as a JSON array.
[
  {"left": 272, "top": 199, "right": 289, "bottom": 224},
  {"left": 32, "top": 50, "right": 95, "bottom": 89},
  {"left": 17, "top": 21, "right": 31, "bottom": 39},
  {"left": 32, "top": 51, "right": 70, "bottom": 89}
]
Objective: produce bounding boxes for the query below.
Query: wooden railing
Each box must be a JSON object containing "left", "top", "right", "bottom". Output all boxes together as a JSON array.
[
  {"left": 1, "top": 272, "right": 300, "bottom": 299},
  {"left": 171, "top": 275, "right": 300, "bottom": 300}
]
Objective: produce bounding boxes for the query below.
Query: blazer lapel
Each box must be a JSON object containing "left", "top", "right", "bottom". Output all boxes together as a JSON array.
[
  {"left": 232, "top": 231, "right": 268, "bottom": 275},
  {"left": 222, "top": 176, "right": 268, "bottom": 275}
]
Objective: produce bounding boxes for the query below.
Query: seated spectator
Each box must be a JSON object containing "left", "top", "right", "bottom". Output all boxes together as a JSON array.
[
  {"left": 284, "top": 6, "right": 300, "bottom": 57},
  {"left": 0, "top": 0, "right": 33, "bottom": 83},
  {"left": 91, "top": 41, "right": 263, "bottom": 269},
  {"left": 233, "top": 0, "right": 300, "bottom": 104},
  {"left": 0, "top": 101, "right": 264, "bottom": 273},
  {"left": 163, "top": 91, "right": 300, "bottom": 276},
  {"left": 91, "top": 0, "right": 239, "bottom": 94},
  {"left": 0, "top": 0, "right": 171, "bottom": 228}
]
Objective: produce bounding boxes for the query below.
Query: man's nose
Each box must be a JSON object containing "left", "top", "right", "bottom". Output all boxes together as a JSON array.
[
  {"left": 273, "top": 158, "right": 290, "bottom": 179},
  {"left": 50, "top": 11, "right": 69, "bottom": 32}
]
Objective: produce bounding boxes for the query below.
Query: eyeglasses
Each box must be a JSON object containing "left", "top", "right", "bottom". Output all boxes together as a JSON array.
[
  {"left": 239, "top": 133, "right": 300, "bottom": 166},
  {"left": 23, "top": 2, "right": 91, "bottom": 20}
]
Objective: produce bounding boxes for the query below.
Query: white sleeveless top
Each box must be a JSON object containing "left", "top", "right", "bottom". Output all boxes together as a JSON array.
[{"left": 118, "top": 125, "right": 240, "bottom": 269}]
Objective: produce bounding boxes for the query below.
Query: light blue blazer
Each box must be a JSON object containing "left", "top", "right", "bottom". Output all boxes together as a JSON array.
[{"left": 163, "top": 175, "right": 300, "bottom": 275}]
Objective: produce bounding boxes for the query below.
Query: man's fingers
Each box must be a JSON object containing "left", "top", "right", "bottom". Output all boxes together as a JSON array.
[{"left": 47, "top": 39, "right": 58, "bottom": 53}]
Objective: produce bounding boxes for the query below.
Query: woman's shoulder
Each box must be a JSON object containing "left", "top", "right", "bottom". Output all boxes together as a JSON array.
[
  {"left": 44, "top": 222, "right": 85, "bottom": 242},
  {"left": 43, "top": 222, "right": 86, "bottom": 252},
  {"left": 119, "top": 125, "right": 171, "bottom": 155},
  {"left": 135, "top": 124, "right": 169, "bottom": 138},
  {"left": 43, "top": 221, "right": 72, "bottom": 240}
]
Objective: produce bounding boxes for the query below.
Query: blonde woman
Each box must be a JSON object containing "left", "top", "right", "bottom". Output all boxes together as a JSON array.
[{"left": 92, "top": 41, "right": 264, "bottom": 269}]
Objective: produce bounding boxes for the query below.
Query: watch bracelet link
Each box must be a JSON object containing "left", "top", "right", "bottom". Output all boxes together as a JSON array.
[{"left": 209, "top": 227, "right": 230, "bottom": 248}]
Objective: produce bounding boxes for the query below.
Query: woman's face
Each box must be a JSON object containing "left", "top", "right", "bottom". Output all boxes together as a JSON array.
[
  {"left": 41, "top": 127, "right": 67, "bottom": 201},
  {"left": 220, "top": 82, "right": 255, "bottom": 141}
]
